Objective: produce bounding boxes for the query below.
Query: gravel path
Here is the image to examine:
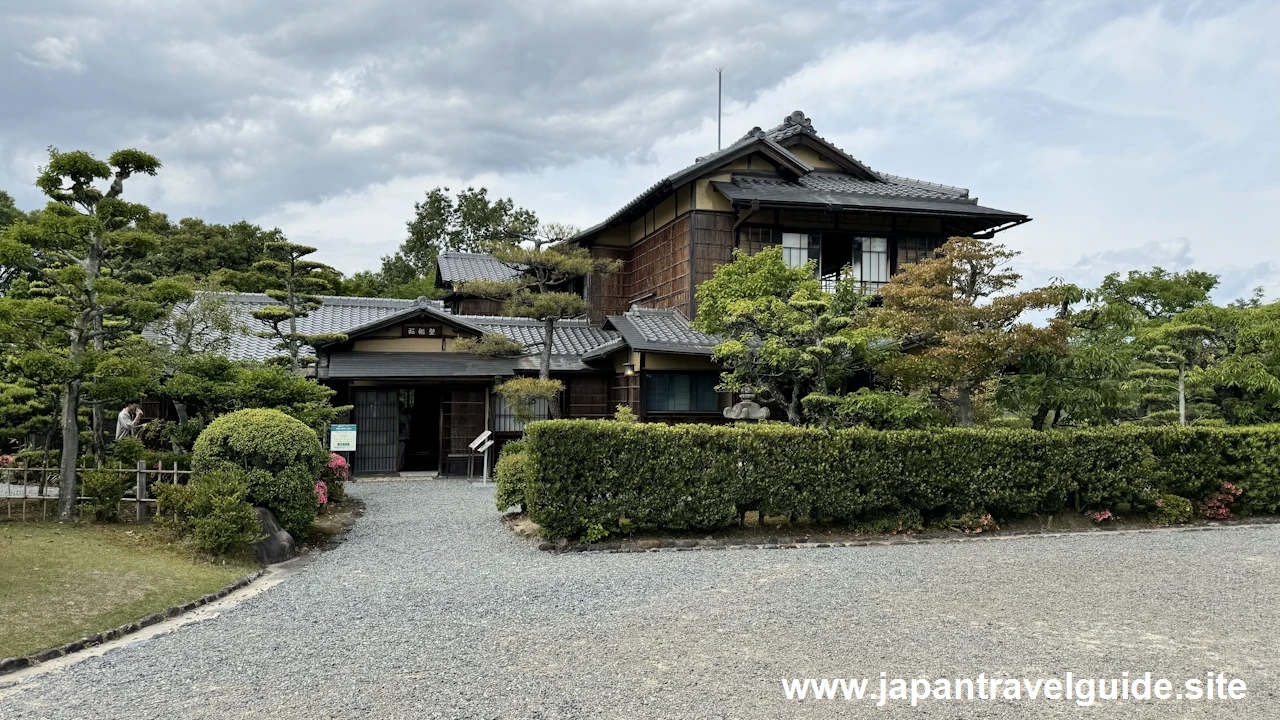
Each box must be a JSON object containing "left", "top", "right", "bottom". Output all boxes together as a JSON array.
[{"left": 2, "top": 480, "right": 1277, "bottom": 719}]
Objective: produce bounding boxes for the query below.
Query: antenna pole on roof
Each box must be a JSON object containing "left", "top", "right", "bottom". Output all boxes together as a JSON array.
[{"left": 716, "top": 67, "right": 724, "bottom": 150}]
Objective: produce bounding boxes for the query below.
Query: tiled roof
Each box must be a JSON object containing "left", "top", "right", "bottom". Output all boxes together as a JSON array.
[
  {"left": 206, "top": 293, "right": 430, "bottom": 363},
  {"left": 603, "top": 307, "right": 721, "bottom": 356},
  {"left": 712, "top": 175, "right": 1024, "bottom": 219},
  {"left": 574, "top": 129, "right": 808, "bottom": 240},
  {"left": 436, "top": 252, "right": 521, "bottom": 285},
  {"left": 467, "top": 316, "right": 618, "bottom": 358},
  {"left": 177, "top": 293, "right": 620, "bottom": 370},
  {"left": 577, "top": 110, "right": 1025, "bottom": 241}
]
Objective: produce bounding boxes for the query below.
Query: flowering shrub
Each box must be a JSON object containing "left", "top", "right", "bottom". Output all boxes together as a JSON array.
[
  {"left": 321, "top": 453, "right": 348, "bottom": 503},
  {"left": 1151, "top": 493, "right": 1193, "bottom": 525},
  {"left": 314, "top": 480, "right": 329, "bottom": 505},
  {"left": 1201, "top": 482, "right": 1242, "bottom": 519},
  {"left": 1086, "top": 510, "right": 1113, "bottom": 523},
  {"left": 0, "top": 455, "right": 15, "bottom": 466},
  {"left": 326, "top": 453, "right": 349, "bottom": 480},
  {"left": 954, "top": 512, "right": 996, "bottom": 534}
]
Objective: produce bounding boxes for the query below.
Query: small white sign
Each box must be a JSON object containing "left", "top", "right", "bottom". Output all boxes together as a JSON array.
[
  {"left": 330, "top": 424, "right": 357, "bottom": 452},
  {"left": 468, "top": 430, "right": 492, "bottom": 450}
]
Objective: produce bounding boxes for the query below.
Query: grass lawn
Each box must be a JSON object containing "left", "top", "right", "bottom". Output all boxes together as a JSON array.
[{"left": 0, "top": 522, "right": 255, "bottom": 659}]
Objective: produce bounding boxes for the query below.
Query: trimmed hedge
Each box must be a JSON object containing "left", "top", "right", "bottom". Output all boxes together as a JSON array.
[
  {"left": 518, "top": 421, "right": 1280, "bottom": 540},
  {"left": 192, "top": 408, "right": 328, "bottom": 537}
]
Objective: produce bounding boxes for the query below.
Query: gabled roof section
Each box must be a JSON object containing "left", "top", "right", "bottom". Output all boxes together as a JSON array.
[
  {"left": 600, "top": 306, "right": 721, "bottom": 357},
  {"left": 325, "top": 299, "right": 487, "bottom": 345},
  {"left": 436, "top": 252, "right": 522, "bottom": 286},
  {"left": 574, "top": 131, "right": 812, "bottom": 241},
  {"left": 576, "top": 110, "right": 1029, "bottom": 243}
]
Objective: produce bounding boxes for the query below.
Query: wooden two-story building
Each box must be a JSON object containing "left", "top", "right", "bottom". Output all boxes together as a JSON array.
[{"left": 207, "top": 111, "right": 1028, "bottom": 475}]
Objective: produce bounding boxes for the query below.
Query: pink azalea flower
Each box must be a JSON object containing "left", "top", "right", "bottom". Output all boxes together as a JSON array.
[{"left": 314, "top": 480, "right": 328, "bottom": 505}]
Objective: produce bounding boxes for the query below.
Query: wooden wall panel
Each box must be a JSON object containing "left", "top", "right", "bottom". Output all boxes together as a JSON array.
[
  {"left": 453, "top": 297, "right": 506, "bottom": 316},
  {"left": 690, "top": 211, "right": 736, "bottom": 317},
  {"left": 566, "top": 375, "right": 611, "bottom": 419},
  {"left": 608, "top": 374, "right": 639, "bottom": 414},
  {"left": 588, "top": 246, "right": 629, "bottom": 324},
  {"left": 629, "top": 215, "right": 691, "bottom": 315}
]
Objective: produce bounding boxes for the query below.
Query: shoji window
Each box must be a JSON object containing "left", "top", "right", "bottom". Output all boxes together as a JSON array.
[
  {"left": 781, "top": 232, "right": 820, "bottom": 272},
  {"left": 858, "top": 237, "right": 890, "bottom": 288}
]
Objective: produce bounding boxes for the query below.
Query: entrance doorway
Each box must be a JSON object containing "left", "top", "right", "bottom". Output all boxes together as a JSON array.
[{"left": 399, "top": 388, "right": 442, "bottom": 471}]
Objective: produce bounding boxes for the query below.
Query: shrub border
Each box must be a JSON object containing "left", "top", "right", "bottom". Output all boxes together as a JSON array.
[
  {"left": 530, "top": 517, "right": 1280, "bottom": 554},
  {"left": 0, "top": 569, "right": 263, "bottom": 676}
]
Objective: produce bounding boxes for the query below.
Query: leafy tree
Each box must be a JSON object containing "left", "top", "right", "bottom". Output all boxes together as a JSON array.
[
  {"left": 458, "top": 224, "right": 619, "bottom": 418},
  {"left": 704, "top": 248, "right": 888, "bottom": 424},
  {"left": 0, "top": 190, "right": 39, "bottom": 295},
  {"left": 693, "top": 246, "right": 817, "bottom": 335},
  {"left": 1077, "top": 267, "right": 1223, "bottom": 425},
  {"left": 157, "top": 356, "right": 347, "bottom": 451},
  {"left": 360, "top": 187, "right": 540, "bottom": 299},
  {"left": 147, "top": 218, "right": 268, "bottom": 281},
  {"left": 0, "top": 147, "right": 188, "bottom": 519},
  {"left": 1193, "top": 301, "right": 1280, "bottom": 423},
  {"left": 250, "top": 237, "right": 347, "bottom": 372},
  {"left": 875, "top": 237, "right": 1069, "bottom": 426},
  {"left": 149, "top": 284, "right": 241, "bottom": 440},
  {"left": 1085, "top": 267, "right": 1217, "bottom": 329}
]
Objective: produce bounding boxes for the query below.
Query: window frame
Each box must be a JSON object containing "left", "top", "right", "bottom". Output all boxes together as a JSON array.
[{"left": 643, "top": 371, "right": 723, "bottom": 414}]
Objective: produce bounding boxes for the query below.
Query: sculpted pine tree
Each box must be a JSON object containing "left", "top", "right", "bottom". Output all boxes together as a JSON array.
[
  {"left": 0, "top": 148, "right": 188, "bottom": 519},
  {"left": 457, "top": 225, "right": 620, "bottom": 419},
  {"left": 695, "top": 247, "right": 887, "bottom": 425},
  {"left": 250, "top": 237, "right": 347, "bottom": 372},
  {"left": 876, "top": 237, "right": 1069, "bottom": 426}
]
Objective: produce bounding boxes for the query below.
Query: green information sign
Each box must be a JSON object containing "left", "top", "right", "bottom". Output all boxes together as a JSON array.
[{"left": 330, "top": 424, "right": 357, "bottom": 452}]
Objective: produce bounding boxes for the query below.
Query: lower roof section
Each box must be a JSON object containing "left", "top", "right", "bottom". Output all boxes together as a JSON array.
[{"left": 323, "top": 352, "right": 519, "bottom": 379}]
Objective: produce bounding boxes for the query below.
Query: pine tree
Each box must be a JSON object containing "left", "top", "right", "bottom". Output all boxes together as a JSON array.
[
  {"left": 0, "top": 148, "right": 188, "bottom": 519},
  {"left": 250, "top": 236, "right": 347, "bottom": 372},
  {"left": 457, "top": 225, "right": 619, "bottom": 418}
]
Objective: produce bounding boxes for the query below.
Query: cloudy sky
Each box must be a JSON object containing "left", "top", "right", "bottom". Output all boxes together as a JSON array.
[{"left": 3, "top": 0, "right": 1277, "bottom": 300}]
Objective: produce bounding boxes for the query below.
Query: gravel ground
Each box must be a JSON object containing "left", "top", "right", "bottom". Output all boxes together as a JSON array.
[{"left": 2, "top": 480, "right": 1277, "bottom": 719}]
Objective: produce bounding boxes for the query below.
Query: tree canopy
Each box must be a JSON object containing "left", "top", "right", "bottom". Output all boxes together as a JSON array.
[{"left": 0, "top": 148, "right": 190, "bottom": 518}]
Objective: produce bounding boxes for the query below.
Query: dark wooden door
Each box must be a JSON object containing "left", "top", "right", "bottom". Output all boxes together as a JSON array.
[{"left": 353, "top": 390, "right": 399, "bottom": 474}]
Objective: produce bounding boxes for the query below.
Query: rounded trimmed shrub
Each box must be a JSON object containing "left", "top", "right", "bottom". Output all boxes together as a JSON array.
[
  {"left": 494, "top": 439, "right": 532, "bottom": 512},
  {"left": 192, "top": 409, "right": 328, "bottom": 537}
]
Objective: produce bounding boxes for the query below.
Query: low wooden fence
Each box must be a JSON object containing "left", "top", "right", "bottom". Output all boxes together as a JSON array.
[{"left": 1, "top": 461, "right": 191, "bottom": 522}]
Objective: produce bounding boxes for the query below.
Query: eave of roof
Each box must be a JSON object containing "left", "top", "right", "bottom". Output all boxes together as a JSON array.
[
  {"left": 322, "top": 352, "right": 518, "bottom": 378},
  {"left": 709, "top": 179, "right": 1027, "bottom": 220},
  {"left": 602, "top": 309, "right": 721, "bottom": 357}
]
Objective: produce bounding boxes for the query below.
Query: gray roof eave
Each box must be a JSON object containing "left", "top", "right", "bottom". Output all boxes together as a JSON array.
[
  {"left": 604, "top": 314, "right": 719, "bottom": 357},
  {"left": 710, "top": 181, "right": 1027, "bottom": 220}
]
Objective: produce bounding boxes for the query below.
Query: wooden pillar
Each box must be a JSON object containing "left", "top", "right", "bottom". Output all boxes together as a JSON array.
[{"left": 135, "top": 460, "right": 148, "bottom": 521}]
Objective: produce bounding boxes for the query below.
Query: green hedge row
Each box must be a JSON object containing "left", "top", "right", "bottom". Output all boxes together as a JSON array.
[{"left": 507, "top": 421, "right": 1280, "bottom": 540}]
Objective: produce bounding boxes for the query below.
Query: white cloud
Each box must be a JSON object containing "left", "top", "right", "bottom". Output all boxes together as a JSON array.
[
  {"left": 2, "top": 0, "right": 1277, "bottom": 303},
  {"left": 18, "top": 36, "right": 84, "bottom": 72}
]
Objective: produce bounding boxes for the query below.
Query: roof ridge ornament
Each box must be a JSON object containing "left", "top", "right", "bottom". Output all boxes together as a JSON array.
[{"left": 784, "top": 110, "right": 812, "bottom": 128}]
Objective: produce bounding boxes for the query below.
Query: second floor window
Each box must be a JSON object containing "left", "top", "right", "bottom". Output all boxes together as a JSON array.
[
  {"left": 781, "top": 232, "right": 819, "bottom": 270},
  {"left": 853, "top": 237, "right": 890, "bottom": 288}
]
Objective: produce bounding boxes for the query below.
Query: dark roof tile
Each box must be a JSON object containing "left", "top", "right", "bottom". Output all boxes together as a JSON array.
[
  {"left": 604, "top": 307, "right": 720, "bottom": 356},
  {"left": 436, "top": 252, "right": 522, "bottom": 284}
]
